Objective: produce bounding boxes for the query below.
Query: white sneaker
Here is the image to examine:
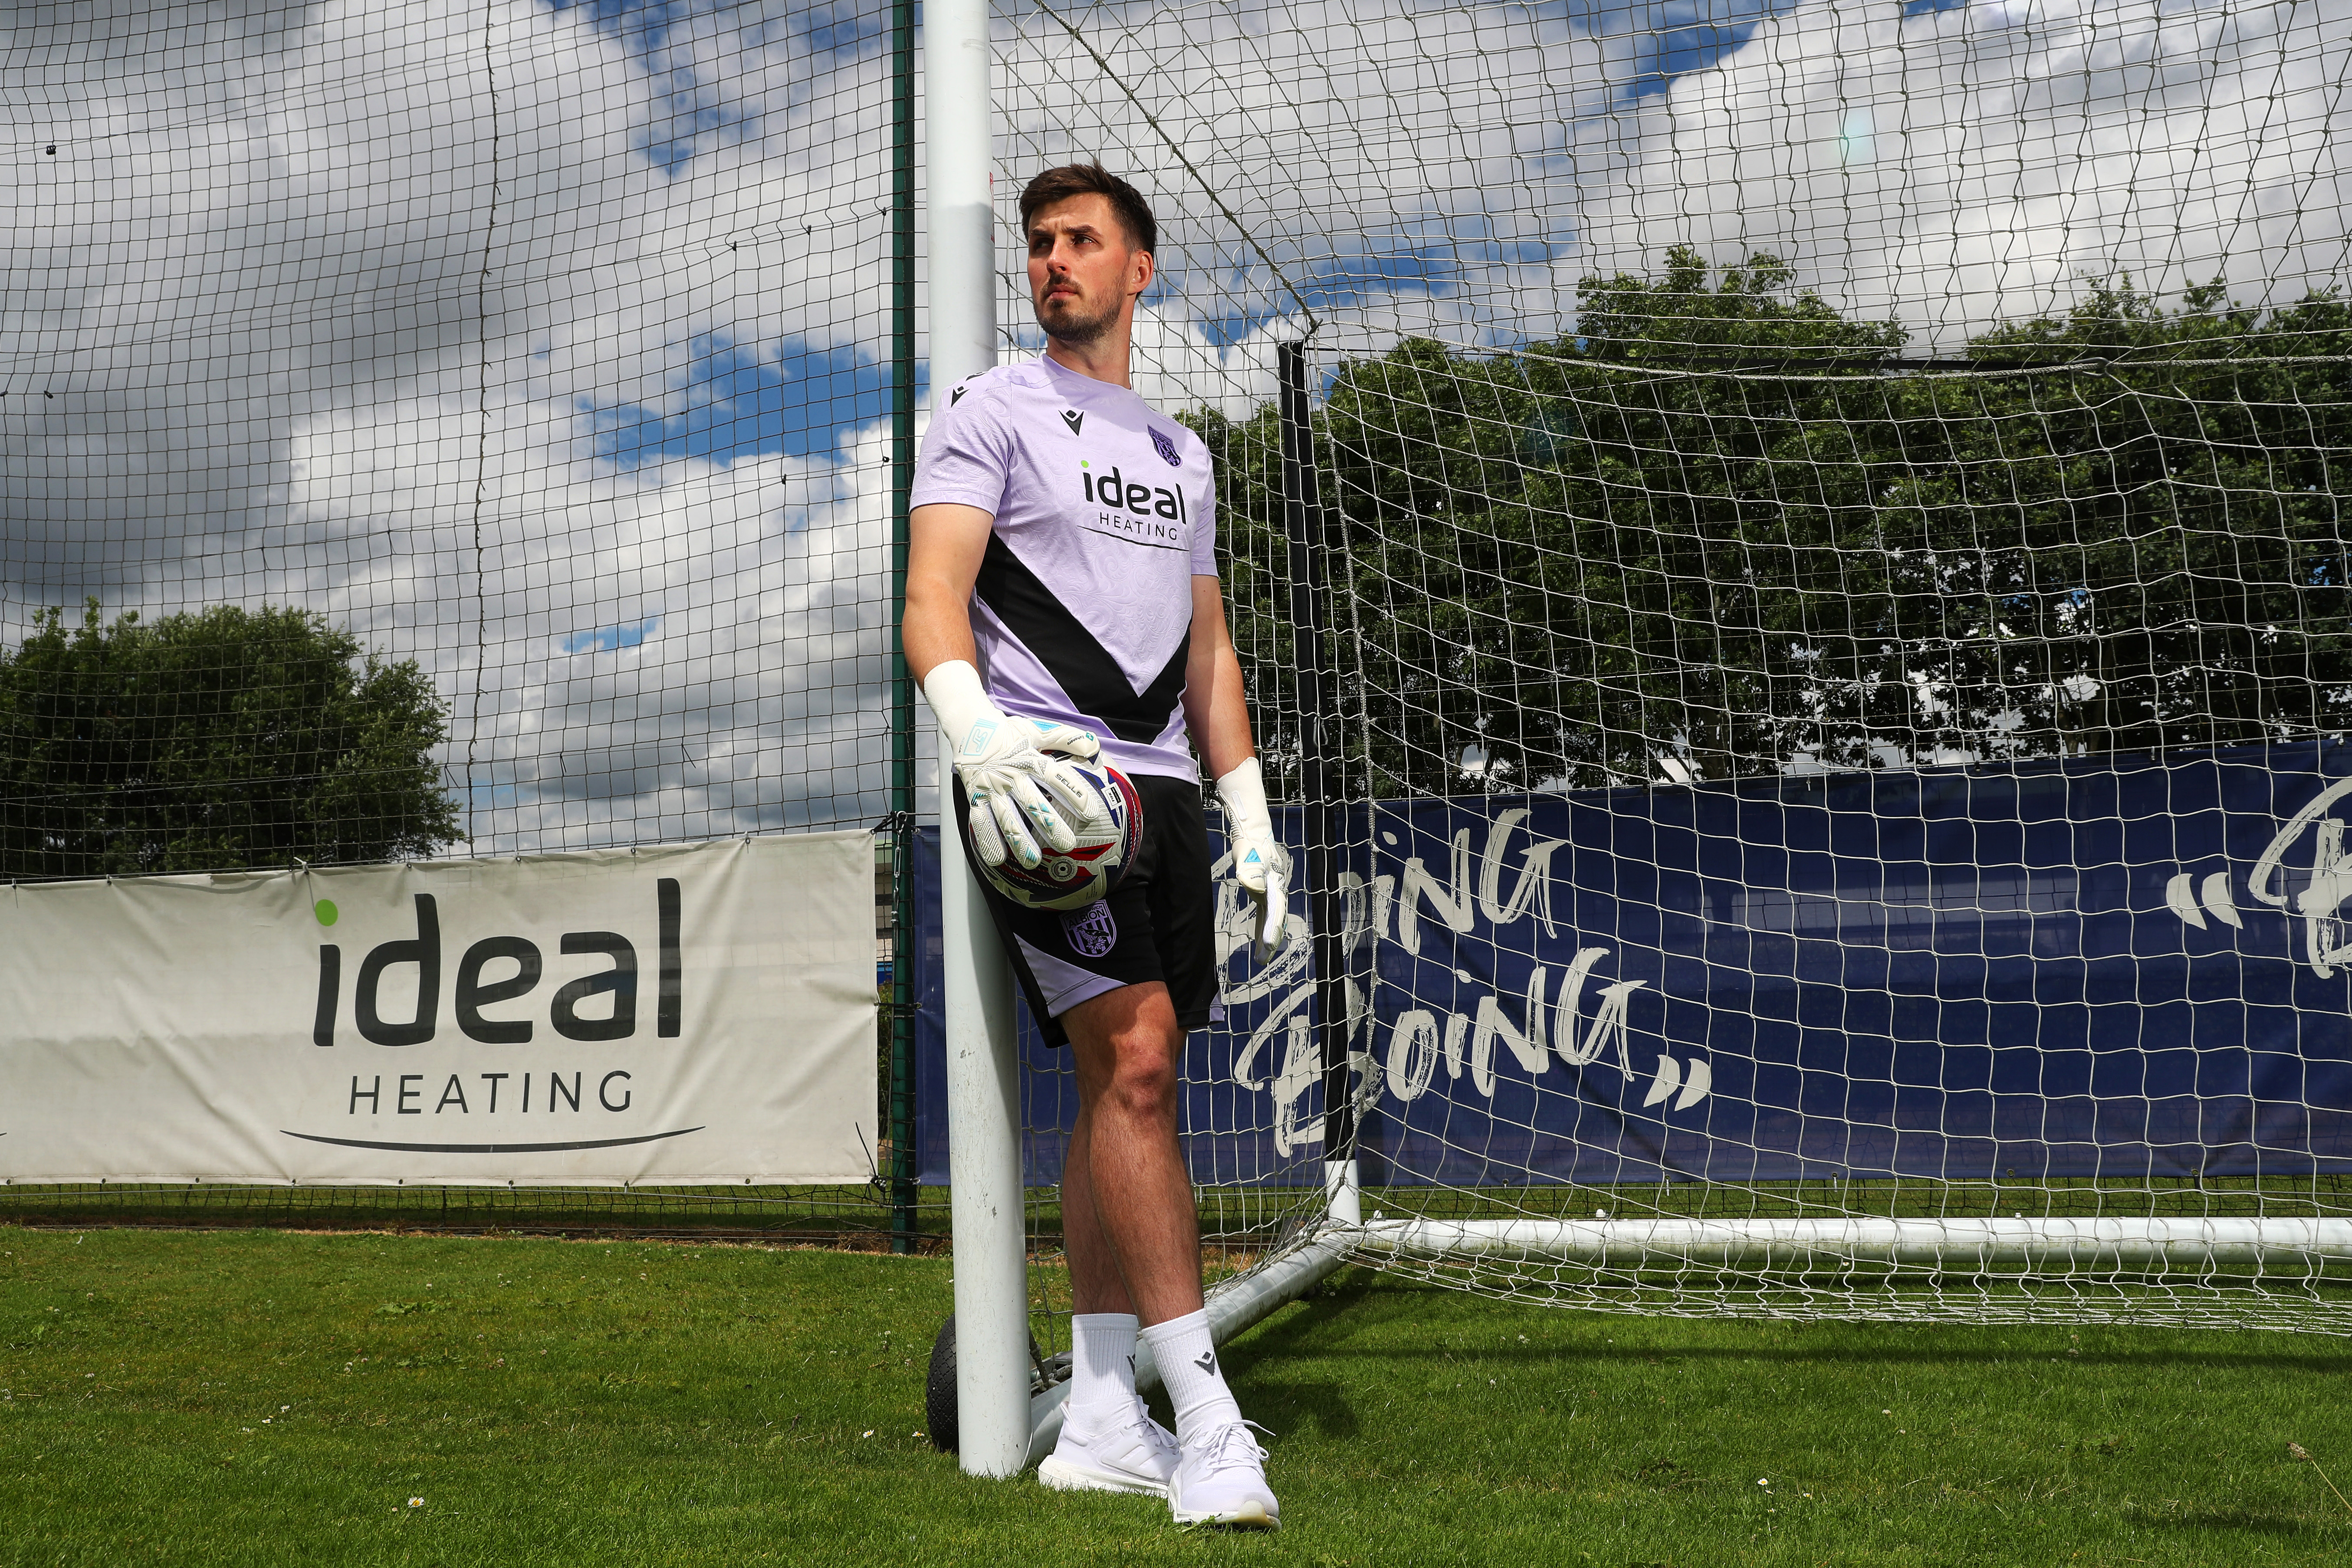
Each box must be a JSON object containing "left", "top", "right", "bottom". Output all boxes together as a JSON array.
[
  {"left": 1168, "top": 1420, "right": 1280, "bottom": 1529},
  {"left": 1038, "top": 1397, "right": 1181, "bottom": 1497}
]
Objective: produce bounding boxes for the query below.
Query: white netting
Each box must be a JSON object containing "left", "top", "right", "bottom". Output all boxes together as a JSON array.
[
  {"left": 2, "top": 1, "right": 924, "bottom": 1240},
  {"left": 992, "top": 0, "right": 2352, "bottom": 1333},
  {"left": 3, "top": 0, "right": 903, "bottom": 865}
]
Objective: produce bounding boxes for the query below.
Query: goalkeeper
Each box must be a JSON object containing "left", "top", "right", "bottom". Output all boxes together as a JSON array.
[{"left": 903, "top": 162, "right": 1289, "bottom": 1530}]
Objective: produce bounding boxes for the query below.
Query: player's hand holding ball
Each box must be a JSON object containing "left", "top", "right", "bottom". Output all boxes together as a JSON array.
[
  {"left": 924, "top": 659, "right": 1110, "bottom": 869},
  {"left": 1216, "top": 757, "right": 1291, "bottom": 965}
]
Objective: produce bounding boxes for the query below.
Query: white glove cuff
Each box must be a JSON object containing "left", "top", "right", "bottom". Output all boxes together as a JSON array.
[
  {"left": 922, "top": 660, "right": 1003, "bottom": 758},
  {"left": 1215, "top": 756, "right": 1275, "bottom": 842}
]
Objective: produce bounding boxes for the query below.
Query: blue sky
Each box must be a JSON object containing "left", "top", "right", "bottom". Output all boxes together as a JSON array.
[
  {"left": 586, "top": 335, "right": 907, "bottom": 470},
  {"left": 547, "top": 1, "right": 913, "bottom": 467},
  {"left": 1640, "top": 0, "right": 1775, "bottom": 96},
  {"left": 563, "top": 615, "right": 660, "bottom": 653},
  {"left": 545, "top": 0, "right": 891, "bottom": 169}
]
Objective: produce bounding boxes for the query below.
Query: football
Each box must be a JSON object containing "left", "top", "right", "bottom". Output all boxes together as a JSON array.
[{"left": 979, "top": 761, "right": 1144, "bottom": 912}]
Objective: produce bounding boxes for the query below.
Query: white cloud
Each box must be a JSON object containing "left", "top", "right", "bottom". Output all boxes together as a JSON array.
[
  {"left": 1580, "top": 0, "right": 2352, "bottom": 348},
  {"left": 288, "top": 391, "right": 894, "bottom": 849},
  {"left": 2, "top": 0, "right": 903, "bottom": 849},
  {"left": 996, "top": 0, "right": 1642, "bottom": 364}
]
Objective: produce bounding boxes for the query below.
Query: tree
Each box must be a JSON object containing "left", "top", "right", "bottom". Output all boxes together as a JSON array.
[
  {"left": 0, "top": 601, "right": 466, "bottom": 878},
  {"left": 1190, "top": 254, "right": 2352, "bottom": 798}
]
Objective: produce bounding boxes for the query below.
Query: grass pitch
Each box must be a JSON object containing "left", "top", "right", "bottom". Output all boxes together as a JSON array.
[{"left": 5, "top": 1226, "right": 2351, "bottom": 1565}]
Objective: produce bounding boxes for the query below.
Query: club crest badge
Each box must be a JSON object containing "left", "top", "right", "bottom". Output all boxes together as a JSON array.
[
  {"left": 1150, "top": 426, "right": 1181, "bottom": 466},
  {"left": 1063, "top": 901, "right": 1118, "bottom": 958}
]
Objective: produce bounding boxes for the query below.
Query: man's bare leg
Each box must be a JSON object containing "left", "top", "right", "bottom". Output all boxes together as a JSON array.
[
  {"left": 1043, "top": 983, "right": 1193, "bottom": 1482},
  {"left": 1061, "top": 981, "right": 1199, "bottom": 1325},
  {"left": 1056, "top": 981, "right": 1273, "bottom": 1526},
  {"left": 1061, "top": 1109, "right": 1139, "bottom": 1316}
]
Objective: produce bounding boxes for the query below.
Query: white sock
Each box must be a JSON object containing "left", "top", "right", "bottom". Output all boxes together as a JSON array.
[
  {"left": 1140, "top": 1309, "right": 1244, "bottom": 1444},
  {"left": 1066, "top": 1312, "right": 1141, "bottom": 1434}
]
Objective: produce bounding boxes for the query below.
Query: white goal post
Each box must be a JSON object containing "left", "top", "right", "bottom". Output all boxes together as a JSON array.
[
  {"left": 926, "top": 0, "right": 1032, "bottom": 1479},
  {"left": 923, "top": 0, "right": 1363, "bottom": 1477}
]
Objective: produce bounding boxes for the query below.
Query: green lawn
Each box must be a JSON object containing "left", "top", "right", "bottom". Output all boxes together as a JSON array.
[{"left": 5, "top": 1225, "right": 2351, "bottom": 1566}]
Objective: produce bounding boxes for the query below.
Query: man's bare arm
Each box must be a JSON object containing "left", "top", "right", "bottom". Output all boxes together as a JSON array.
[
  {"left": 903, "top": 502, "right": 995, "bottom": 684},
  {"left": 1181, "top": 574, "right": 1255, "bottom": 777},
  {"left": 1185, "top": 574, "right": 1288, "bottom": 958}
]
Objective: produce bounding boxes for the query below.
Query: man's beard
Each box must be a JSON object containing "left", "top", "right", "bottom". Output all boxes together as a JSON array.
[{"left": 1035, "top": 287, "right": 1118, "bottom": 345}]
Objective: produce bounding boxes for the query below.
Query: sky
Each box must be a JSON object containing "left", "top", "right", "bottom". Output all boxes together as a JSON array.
[{"left": 3, "top": 0, "right": 2347, "bottom": 849}]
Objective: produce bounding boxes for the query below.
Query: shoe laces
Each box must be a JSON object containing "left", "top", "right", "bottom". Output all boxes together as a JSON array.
[
  {"left": 1130, "top": 1397, "right": 1179, "bottom": 1460},
  {"left": 1192, "top": 1419, "right": 1273, "bottom": 1475}
]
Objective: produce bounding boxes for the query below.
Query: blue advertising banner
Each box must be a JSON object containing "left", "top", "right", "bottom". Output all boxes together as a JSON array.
[{"left": 914, "top": 739, "right": 2352, "bottom": 1188}]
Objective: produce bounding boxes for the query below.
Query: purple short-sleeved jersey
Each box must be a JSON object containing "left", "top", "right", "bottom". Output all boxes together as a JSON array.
[{"left": 912, "top": 353, "right": 1218, "bottom": 784}]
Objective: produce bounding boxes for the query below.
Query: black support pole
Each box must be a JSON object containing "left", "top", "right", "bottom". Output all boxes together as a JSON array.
[
  {"left": 1278, "top": 341, "right": 1353, "bottom": 1187},
  {"left": 887, "top": 0, "right": 918, "bottom": 1255}
]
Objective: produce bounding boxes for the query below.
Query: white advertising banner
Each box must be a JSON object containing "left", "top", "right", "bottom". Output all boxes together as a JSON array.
[{"left": 0, "top": 834, "right": 876, "bottom": 1185}]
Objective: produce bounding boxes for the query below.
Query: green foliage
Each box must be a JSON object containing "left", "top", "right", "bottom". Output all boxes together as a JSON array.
[
  {"left": 0, "top": 600, "right": 465, "bottom": 878},
  {"left": 1196, "top": 257, "right": 2352, "bottom": 797},
  {"left": 1573, "top": 243, "right": 1911, "bottom": 365}
]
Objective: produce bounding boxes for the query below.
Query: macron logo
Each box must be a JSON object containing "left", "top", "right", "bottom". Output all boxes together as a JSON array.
[
  {"left": 1061, "top": 410, "right": 1084, "bottom": 436},
  {"left": 950, "top": 386, "right": 968, "bottom": 405},
  {"left": 1194, "top": 1350, "right": 1216, "bottom": 1374}
]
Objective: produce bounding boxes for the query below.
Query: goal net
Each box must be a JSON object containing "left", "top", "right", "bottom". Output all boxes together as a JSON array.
[
  {"left": 988, "top": 0, "right": 2352, "bottom": 1336},
  {"left": 2, "top": 1, "right": 913, "bottom": 1240}
]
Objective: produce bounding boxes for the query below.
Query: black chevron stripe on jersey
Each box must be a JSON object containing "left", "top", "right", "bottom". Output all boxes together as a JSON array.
[{"left": 975, "top": 535, "right": 1190, "bottom": 745}]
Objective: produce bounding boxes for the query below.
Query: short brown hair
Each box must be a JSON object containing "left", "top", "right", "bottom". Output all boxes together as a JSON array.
[{"left": 1018, "top": 163, "right": 1157, "bottom": 257}]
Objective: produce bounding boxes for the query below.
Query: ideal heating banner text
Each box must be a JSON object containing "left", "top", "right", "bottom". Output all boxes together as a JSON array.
[{"left": 0, "top": 834, "right": 876, "bottom": 1185}]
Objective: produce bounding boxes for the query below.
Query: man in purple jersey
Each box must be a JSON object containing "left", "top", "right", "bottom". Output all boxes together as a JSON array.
[{"left": 903, "top": 164, "right": 1290, "bottom": 1529}]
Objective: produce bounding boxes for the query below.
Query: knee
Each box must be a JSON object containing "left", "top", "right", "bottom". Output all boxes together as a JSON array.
[{"left": 1100, "top": 1034, "right": 1179, "bottom": 1124}]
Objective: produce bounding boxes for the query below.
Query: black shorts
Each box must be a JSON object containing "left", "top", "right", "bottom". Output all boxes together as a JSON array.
[{"left": 953, "top": 771, "right": 1221, "bottom": 1047}]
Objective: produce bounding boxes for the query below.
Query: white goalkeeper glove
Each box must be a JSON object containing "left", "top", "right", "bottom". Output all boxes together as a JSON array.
[
  {"left": 923, "top": 660, "right": 1109, "bottom": 870},
  {"left": 1216, "top": 756, "right": 1292, "bottom": 966}
]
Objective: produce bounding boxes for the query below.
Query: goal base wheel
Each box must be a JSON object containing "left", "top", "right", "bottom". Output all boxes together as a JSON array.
[
  {"left": 924, "top": 1313, "right": 960, "bottom": 1452},
  {"left": 926, "top": 1314, "right": 1064, "bottom": 1454}
]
